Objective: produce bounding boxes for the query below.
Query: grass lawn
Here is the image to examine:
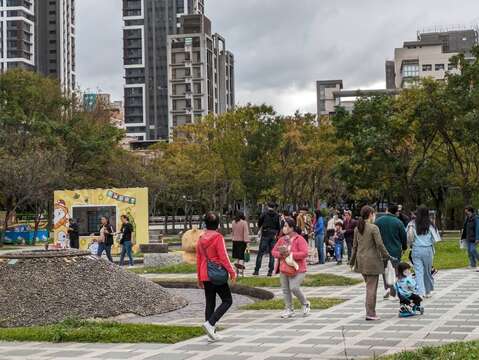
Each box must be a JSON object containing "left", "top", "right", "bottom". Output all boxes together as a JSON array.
[
  {"left": 241, "top": 297, "right": 345, "bottom": 310},
  {"left": 129, "top": 263, "right": 197, "bottom": 274},
  {"left": 0, "top": 320, "right": 203, "bottom": 344},
  {"left": 237, "top": 273, "right": 361, "bottom": 288},
  {"left": 402, "top": 238, "right": 468, "bottom": 270},
  {"left": 383, "top": 340, "right": 479, "bottom": 359}
]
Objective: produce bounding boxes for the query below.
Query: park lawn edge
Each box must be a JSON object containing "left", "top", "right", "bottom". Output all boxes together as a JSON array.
[
  {"left": 0, "top": 320, "right": 203, "bottom": 344},
  {"left": 381, "top": 339, "right": 479, "bottom": 359},
  {"left": 241, "top": 297, "right": 345, "bottom": 310}
]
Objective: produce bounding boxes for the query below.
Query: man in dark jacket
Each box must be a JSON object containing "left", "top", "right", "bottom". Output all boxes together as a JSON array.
[
  {"left": 375, "top": 204, "right": 407, "bottom": 299},
  {"left": 68, "top": 219, "right": 80, "bottom": 249},
  {"left": 462, "top": 206, "right": 479, "bottom": 269},
  {"left": 254, "top": 202, "right": 281, "bottom": 276},
  {"left": 342, "top": 210, "right": 357, "bottom": 263}
]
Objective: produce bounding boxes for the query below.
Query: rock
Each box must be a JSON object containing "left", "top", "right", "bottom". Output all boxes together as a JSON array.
[
  {"left": 181, "top": 228, "right": 204, "bottom": 264},
  {"left": 143, "top": 252, "right": 183, "bottom": 268},
  {"left": 0, "top": 250, "right": 187, "bottom": 328}
]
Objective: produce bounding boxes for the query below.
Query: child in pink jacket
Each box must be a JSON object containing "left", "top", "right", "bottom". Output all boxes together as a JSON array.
[{"left": 272, "top": 217, "right": 310, "bottom": 319}]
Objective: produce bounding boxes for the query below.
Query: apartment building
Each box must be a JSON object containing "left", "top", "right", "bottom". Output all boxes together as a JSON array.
[
  {"left": 0, "top": 0, "right": 76, "bottom": 92},
  {"left": 122, "top": 0, "right": 206, "bottom": 141},
  {"left": 123, "top": 0, "right": 234, "bottom": 141},
  {"left": 166, "top": 14, "right": 234, "bottom": 136},
  {"left": 387, "top": 28, "right": 478, "bottom": 89}
]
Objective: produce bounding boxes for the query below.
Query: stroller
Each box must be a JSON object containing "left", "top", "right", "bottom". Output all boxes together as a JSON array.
[
  {"left": 395, "top": 283, "right": 424, "bottom": 318},
  {"left": 325, "top": 237, "right": 335, "bottom": 261}
]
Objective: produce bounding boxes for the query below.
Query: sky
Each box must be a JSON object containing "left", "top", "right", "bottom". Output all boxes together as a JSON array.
[{"left": 76, "top": 0, "right": 479, "bottom": 115}]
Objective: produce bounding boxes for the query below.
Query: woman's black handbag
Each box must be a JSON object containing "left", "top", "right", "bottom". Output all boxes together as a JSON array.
[
  {"left": 200, "top": 244, "right": 228, "bottom": 285},
  {"left": 207, "top": 261, "right": 228, "bottom": 285}
]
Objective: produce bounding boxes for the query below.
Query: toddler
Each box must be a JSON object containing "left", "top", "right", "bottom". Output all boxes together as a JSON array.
[
  {"left": 396, "top": 262, "right": 424, "bottom": 317},
  {"left": 333, "top": 222, "right": 345, "bottom": 265}
]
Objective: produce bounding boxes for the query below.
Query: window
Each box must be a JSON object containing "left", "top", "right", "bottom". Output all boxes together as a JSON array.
[
  {"left": 435, "top": 64, "right": 445, "bottom": 71},
  {"left": 422, "top": 64, "right": 432, "bottom": 71},
  {"left": 71, "top": 206, "right": 116, "bottom": 236},
  {"left": 448, "top": 63, "right": 457, "bottom": 71},
  {"left": 402, "top": 63, "right": 419, "bottom": 77}
]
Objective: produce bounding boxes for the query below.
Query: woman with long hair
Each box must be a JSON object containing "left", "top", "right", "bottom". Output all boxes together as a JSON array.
[
  {"left": 407, "top": 205, "right": 440, "bottom": 298},
  {"left": 350, "top": 206, "right": 391, "bottom": 321},
  {"left": 272, "top": 217, "right": 310, "bottom": 319},
  {"left": 231, "top": 211, "right": 250, "bottom": 276}
]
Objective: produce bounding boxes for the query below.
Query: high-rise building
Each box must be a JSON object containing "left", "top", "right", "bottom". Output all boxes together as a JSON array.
[
  {"left": 0, "top": 0, "right": 76, "bottom": 92},
  {"left": 123, "top": 0, "right": 234, "bottom": 141},
  {"left": 166, "top": 14, "right": 234, "bottom": 137},
  {"left": 387, "top": 27, "right": 478, "bottom": 89},
  {"left": 36, "top": 0, "right": 76, "bottom": 93}
]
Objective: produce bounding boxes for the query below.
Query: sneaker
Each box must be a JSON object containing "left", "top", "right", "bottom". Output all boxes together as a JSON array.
[
  {"left": 383, "top": 289, "right": 390, "bottom": 300},
  {"left": 425, "top": 293, "right": 433, "bottom": 299},
  {"left": 207, "top": 330, "right": 222, "bottom": 342},
  {"left": 267, "top": 271, "right": 273, "bottom": 277},
  {"left": 252, "top": 271, "right": 259, "bottom": 276},
  {"left": 281, "top": 309, "right": 295, "bottom": 318},
  {"left": 303, "top": 302, "right": 311, "bottom": 317},
  {"left": 365, "top": 316, "right": 381, "bottom": 321},
  {"left": 202, "top": 321, "right": 217, "bottom": 341}
]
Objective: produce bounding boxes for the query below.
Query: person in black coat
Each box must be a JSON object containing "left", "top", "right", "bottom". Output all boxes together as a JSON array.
[{"left": 68, "top": 219, "right": 80, "bottom": 249}]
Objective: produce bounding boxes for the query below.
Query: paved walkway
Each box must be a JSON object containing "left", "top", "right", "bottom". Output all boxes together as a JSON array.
[{"left": 1, "top": 264, "right": 479, "bottom": 359}]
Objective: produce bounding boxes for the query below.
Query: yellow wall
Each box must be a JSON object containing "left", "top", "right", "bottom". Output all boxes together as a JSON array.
[{"left": 53, "top": 188, "right": 149, "bottom": 253}]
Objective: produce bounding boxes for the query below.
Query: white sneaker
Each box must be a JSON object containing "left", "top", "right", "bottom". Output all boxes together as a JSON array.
[
  {"left": 303, "top": 302, "right": 311, "bottom": 317},
  {"left": 425, "top": 293, "right": 433, "bottom": 299},
  {"left": 281, "top": 309, "right": 295, "bottom": 318},
  {"left": 383, "top": 289, "right": 390, "bottom": 300},
  {"left": 202, "top": 321, "right": 217, "bottom": 340}
]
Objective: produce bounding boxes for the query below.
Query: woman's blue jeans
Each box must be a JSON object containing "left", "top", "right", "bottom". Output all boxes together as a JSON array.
[
  {"left": 315, "top": 233, "right": 325, "bottom": 264},
  {"left": 412, "top": 246, "right": 434, "bottom": 296}
]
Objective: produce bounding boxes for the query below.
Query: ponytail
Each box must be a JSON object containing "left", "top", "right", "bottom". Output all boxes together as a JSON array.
[{"left": 358, "top": 205, "right": 375, "bottom": 235}]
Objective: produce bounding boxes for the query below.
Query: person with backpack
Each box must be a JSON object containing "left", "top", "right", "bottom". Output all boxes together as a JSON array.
[
  {"left": 197, "top": 212, "right": 236, "bottom": 342},
  {"left": 272, "top": 217, "right": 310, "bottom": 318},
  {"left": 254, "top": 202, "right": 281, "bottom": 276},
  {"left": 461, "top": 206, "right": 479, "bottom": 270}
]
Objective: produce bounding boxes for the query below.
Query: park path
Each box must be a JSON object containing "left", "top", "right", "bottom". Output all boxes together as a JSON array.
[{"left": 1, "top": 262, "right": 479, "bottom": 359}]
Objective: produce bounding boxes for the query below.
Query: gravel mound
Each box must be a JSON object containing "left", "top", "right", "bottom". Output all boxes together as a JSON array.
[{"left": 0, "top": 250, "right": 188, "bottom": 327}]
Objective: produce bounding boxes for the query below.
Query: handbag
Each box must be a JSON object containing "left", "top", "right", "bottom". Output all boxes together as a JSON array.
[
  {"left": 200, "top": 243, "right": 228, "bottom": 286},
  {"left": 244, "top": 246, "right": 251, "bottom": 263},
  {"left": 384, "top": 260, "right": 396, "bottom": 286}
]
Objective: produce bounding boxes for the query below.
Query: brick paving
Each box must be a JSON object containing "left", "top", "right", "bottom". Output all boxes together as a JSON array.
[{"left": 1, "top": 260, "right": 479, "bottom": 359}]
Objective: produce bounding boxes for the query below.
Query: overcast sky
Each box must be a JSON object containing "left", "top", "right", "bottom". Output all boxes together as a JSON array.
[{"left": 76, "top": 0, "right": 479, "bottom": 115}]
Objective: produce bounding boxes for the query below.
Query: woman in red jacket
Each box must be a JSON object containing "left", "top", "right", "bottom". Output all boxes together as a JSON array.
[
  {"left": 272, "top": 217, "right": 310, "bottom": 318},
  {"left": 196, "top": 212, "right": 236, "bottom": 342}
]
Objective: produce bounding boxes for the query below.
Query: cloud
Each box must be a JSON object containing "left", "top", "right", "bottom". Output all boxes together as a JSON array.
[{"left": 76, "top": 0, "right": 479, "bottom": 115}]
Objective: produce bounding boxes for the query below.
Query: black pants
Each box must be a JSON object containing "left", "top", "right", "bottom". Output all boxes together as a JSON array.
[
  {"left": 345, "top": 238, "right": 353, "bottom": 261},
  {"left": 97, "top": 243, "right": 113, "bottom": 262},
  {"left": 255, "top": 234, "right": 276, "bottom": 273},
  {"left": 70, "top": 237, "right": 79, "bottom": 249},
  {"left": 400, "top": 293, "right": 422, "bottom": 307},
  {"left": 204, "top": 281, "right": 233, "bottom": 326}
]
